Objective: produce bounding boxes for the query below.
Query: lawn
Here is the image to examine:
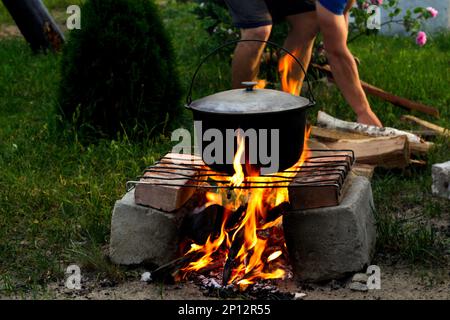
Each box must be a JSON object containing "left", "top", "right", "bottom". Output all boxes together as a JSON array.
[{"left": 0, "top": 1, "right": 449, "bottom": 295}]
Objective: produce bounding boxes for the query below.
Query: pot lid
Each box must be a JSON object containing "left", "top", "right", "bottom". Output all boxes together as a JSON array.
[{"left": 188, "top": 82, "right": 312, "bottom": 115}]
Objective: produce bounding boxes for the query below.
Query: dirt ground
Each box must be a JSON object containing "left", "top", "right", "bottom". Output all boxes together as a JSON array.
[
  {"left": 0, "top": 24, "right": 20, "bottom": 38},
  {"left": 4, "top": 262, "right": 447, "bottom": 300}
]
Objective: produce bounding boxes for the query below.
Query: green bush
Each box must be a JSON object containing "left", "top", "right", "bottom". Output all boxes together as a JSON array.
[{"left": 57, "top": 0, "right": 182, "bottom": 140}]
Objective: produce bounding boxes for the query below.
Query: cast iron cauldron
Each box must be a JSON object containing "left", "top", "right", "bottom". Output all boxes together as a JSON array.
[{"left": 185, "top": 40, "right": 316, "bottom": 175}]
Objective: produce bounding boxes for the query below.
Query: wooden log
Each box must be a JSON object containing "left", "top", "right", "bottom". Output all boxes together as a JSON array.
[
  {"left": 317, "top": 111, "right": 422, "bottom": 143},
  {"left": 311, "top": 125, "right": 370, "bottom": 141},
  {"left": 400, "top": 115, "right": 450, "bottom": 137},
  {"left": 311, "top": 63, "right": 440, "bottom": 118},
  {"left": 1, "top": 0, "right": 64, "bottom": 52},
  {"left": 409, "top": 141, "right": 434, "bottom": 156},
  {"left": 134, "top": 153, "right": 204, "bottom": 212},
  {"left": 352, "top": 164, "right": 375, "bottom": 180},
  {"left": 312, "top": 124, "right": 433, "bottom": 156},
  {"left": 322, "top": 136, "right": 410, "bottom": 169},
  {"left": 409, "top": 130, "right": 440, "bottom": 138}
]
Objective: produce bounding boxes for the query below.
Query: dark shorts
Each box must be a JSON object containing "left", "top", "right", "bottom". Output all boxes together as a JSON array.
[
  {"left": 318, "top": 0, "right": 347, "bottom": 15},
  {"left": 224, "top": 0, "right": 316, "bottom": 29}
]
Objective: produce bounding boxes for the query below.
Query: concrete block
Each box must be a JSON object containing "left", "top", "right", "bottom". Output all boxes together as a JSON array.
[
  {"left": 283, "top": 176, "right": 376, "bottom": 282},
  {"left": 432, "top": 161, "right": 450, "bottom": 199},
  {"left": 109, "top": 189, "right": 181, "bottom": 266}
]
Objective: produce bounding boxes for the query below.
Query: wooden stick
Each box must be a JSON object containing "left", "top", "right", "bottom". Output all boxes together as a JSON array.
[
  {"left": 311, "top": 63, "right": 440, "bottom": 118},
  {"left": 400, "top": 115, "right": 450, "bottom": 137},
  {"left": 360, "top": 81, "right": 440, "bottom": 118}
]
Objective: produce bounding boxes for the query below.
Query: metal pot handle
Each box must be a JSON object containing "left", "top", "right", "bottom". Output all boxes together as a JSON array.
[{"left": 186, "top": 39, "right": 316, "bottom": 106}]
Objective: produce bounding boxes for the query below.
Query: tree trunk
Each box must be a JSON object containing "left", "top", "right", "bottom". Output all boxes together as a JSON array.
[{"left": 1, "top": 0, "right": 64, "bottom": 52}]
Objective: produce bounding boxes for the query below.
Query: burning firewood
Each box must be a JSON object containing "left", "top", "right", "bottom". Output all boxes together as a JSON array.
[
  {"left": 222, "top": 228, "right": 245, "bottom": 285},
  {"left": 179, "top": 204, "right": 224, "bottom": 245}
]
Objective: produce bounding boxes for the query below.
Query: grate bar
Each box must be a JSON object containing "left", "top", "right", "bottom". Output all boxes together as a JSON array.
[{"left": 128, "top": 149, "right": 355, "bottom": 192}]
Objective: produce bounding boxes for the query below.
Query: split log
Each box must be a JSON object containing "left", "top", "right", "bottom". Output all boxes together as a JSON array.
[
  {"left": 311, "top": 124, "right": 433, "bottom": 156},
  {"left": 135, "top": 153, "right": 204, "bottom": 212},
  {"left": 317, "top": 111, "right": 422, "bottom": 143},
  {"left": 323, "top": 136, "right": 410, "bottom": 169},
  {"left": 311, "top": 63, "right": 440, "bottom": 118},
  {"left": 1, "top": 0, "right": 64, "bottom": 52},
  {"left": 409, "top": 141, "right": 434, "bottom": 156},
  {"left": 400, "top": 115, "right": 450, "bottom": 137}
]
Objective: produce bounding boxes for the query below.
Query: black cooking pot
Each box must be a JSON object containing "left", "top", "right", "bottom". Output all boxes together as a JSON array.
[{"left": 185, "top": 40, "right": 315, "bottom": 175}]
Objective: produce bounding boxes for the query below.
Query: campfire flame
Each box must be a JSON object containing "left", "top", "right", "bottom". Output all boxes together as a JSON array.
[
  {"left": 180, "top": 128, "right": 311, "bottom": 290},
  {"left": 179, "top": 50, "right": 309, "bottom": 290},
  {"left": 278, "top": 50, "right": 301, "bottom": 96},
  {"left": 254, "top": 79, "right": 267, "bottom": 89}
]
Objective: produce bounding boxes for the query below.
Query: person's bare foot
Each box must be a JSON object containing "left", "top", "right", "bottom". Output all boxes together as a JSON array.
[{"left": 357, "top": 110, "right": 383, "bottom": 127}]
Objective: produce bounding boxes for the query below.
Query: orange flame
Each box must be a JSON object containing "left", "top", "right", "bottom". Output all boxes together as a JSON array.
[
  {"left": 254, "top": 79, "right": 267, "bottom": 89},
  {"left": 181, "top": 127, "right": 312, "bottom": 289},
  {"left": 230, "top": 134, "right": 245, "bottom": 187},
  {"left": 278, "top": 51, "right": 301, "bottom": 96}
]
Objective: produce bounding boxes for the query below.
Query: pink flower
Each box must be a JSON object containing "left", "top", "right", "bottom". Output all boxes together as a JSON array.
[
  {"left": 426, "top": 7, "right": 438, "bottom": 18},
  {"left": 416, "top": 31, "right": 427, "bottom": 47},
  {"left": 371, "top": 0, "right": 383, "bottom": 5}
]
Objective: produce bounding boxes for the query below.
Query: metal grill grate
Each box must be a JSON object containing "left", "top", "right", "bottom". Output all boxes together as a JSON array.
[{"left": 126, "top": 149, "right": 355, "bottom": 193}]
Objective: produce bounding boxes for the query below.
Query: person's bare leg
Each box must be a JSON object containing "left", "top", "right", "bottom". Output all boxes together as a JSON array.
[
  {"left": 316, "top": 2, "right": 382, "bottom": 127},
  {"left": 281, "top": 12, "right": 319, "bottom": 95},
  {"left": 231, "top": 25, "right": 272, "bottom": 88}
]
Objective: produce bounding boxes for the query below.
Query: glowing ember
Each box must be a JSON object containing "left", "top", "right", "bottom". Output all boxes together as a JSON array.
[{"left": 267, "top": 251, "right": 282, "bottom": 262}]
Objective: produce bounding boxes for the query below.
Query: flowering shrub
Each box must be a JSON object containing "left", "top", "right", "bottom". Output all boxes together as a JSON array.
[
  {"left": 191, "top": 0, "right": 238, "bottom": 53},
  {"left": 350, "top": 0, "right": 439, "bottom": 46}
]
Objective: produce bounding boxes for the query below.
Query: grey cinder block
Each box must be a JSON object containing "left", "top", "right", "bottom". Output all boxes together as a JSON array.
[
  {"left": 283, "top": 176, "right": 377, "bottom": 282},
  {"left": 109, "top": 189, "right": 180, "bottom": 266},
  {"left": 432, "top": 161, "right": 450, "bottom": 200}
]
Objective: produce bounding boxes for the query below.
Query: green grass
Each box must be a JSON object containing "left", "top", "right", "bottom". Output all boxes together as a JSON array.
[
  {"left": 314, "top": 34, "right": 450, "bottom": 264},
  {"left": 0, "top": 0, "right": 84, "bottom": 25},
  {"left": 0, "top": 1, "right": 449, "bottom": 295},
  {"left": 0, "top": 38, "right": 171, "bottom": 293}
]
